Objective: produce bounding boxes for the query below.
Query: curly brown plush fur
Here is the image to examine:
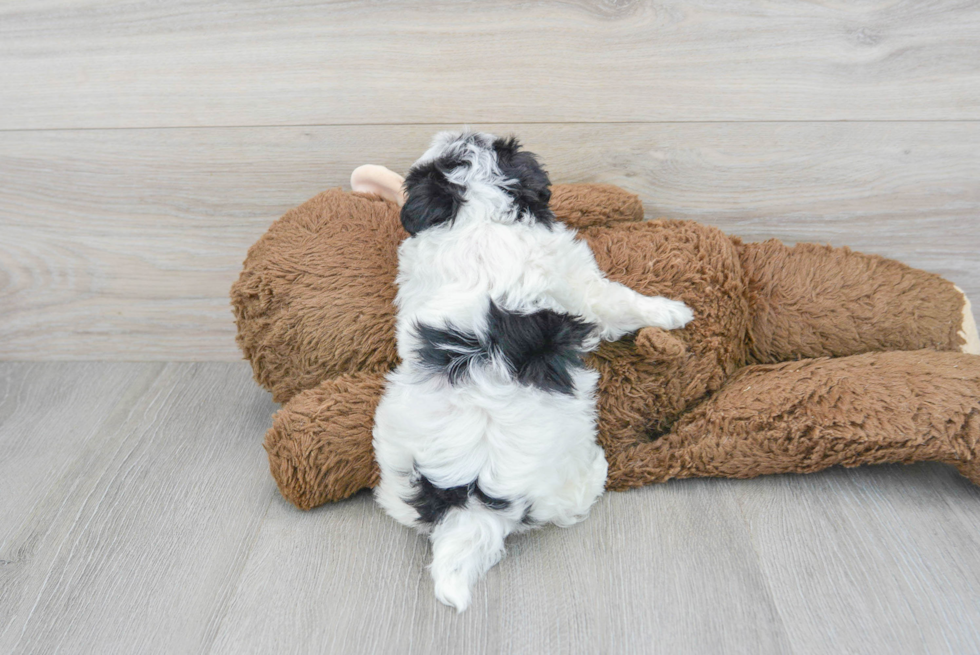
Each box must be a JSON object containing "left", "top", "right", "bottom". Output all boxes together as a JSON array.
[{"left": 232, "top": 184, "right": 980, "bottom": 510}]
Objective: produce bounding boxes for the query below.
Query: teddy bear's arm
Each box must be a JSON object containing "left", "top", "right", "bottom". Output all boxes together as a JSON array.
[
  {"left": 735, "top": 238, "right": 979, "bottom": 364},
  {"left": 549, "top": 184, "right": 645, "bottom": 229},
  {"left": 603, "top": 349, "right": 980, "bottom": 491},
  {"left": 265, "top": 372, "right": 385, "bottom": 509}
]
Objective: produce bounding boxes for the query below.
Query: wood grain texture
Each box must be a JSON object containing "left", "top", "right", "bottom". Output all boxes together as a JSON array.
[
  {"left": 0, "top": 362, "right": 164, "bottom": 634},
  {"left": 210, "top": 482, "right": 790, "bottom": 655},
  {"left": 734, "top": 464, "right": 980, "bottom": 655},
  {"left": 2, "top": 1, "right": 980, "bottom": 129},
  {"left": 2, "top": 122, "right": 978, "bottom": 360},
  {"left": 2, "top": 364, "right": 978, "bottom": 654},
  {"left": 0, "top": 362, "right": 277, "bottom": 654}
]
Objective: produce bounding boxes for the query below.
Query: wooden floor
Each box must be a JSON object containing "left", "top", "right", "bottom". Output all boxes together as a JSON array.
[
  {"left": 3, "top": 1, "right": 980, "bottom": 653},
  {"left": 0, "top": 362, "right": 978, "bottom": 654}
]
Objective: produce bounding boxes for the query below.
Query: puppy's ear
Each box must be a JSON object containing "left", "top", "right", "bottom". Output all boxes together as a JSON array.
[
  {"left": 400, "top": 162, "right": 465, "bottom": 236},
  {"left": 493, "top": 136, "right": 554, "bottom": 226}
]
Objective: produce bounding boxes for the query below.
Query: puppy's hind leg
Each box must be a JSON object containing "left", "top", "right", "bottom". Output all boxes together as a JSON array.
[
  {"left": 429, "top": 505, "right": 513, "bottom": 612},
  {"left": 548, "top": 238, "right": 693, "bottom": 341},
  {"left": 588, "top": 282, "right": 693, "bottom": 340}
]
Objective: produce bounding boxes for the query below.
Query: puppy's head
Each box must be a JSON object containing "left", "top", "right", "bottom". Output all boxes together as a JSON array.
[{"left": 400, "top": 131, "right": 554, "bottom": 236}]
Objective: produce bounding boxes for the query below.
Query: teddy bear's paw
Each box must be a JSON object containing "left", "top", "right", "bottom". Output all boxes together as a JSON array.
[
  {"left": 954, "top": 286, "right": 980, "bottom": 355},
  {"left": 636, "top": 327, "right": 688, "bottom": 361},
  {"left": 639, "top": 297, "right": 694, "bottom": 331}
]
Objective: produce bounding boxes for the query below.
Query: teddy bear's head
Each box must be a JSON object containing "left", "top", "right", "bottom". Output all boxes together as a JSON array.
[{"left": 232, "top": 189, "right": 406, "bottom": 403}]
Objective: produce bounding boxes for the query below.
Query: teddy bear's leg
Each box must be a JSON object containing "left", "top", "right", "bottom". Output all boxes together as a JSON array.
[
  {"left": 736, "top": 239, "right": 979, "bottom": 363},
  {"left": 604, "top": 349, "right": 980, "bottom": 491},
  {"left": 264, "top": 372, "right": 386, "bottom": 510}
]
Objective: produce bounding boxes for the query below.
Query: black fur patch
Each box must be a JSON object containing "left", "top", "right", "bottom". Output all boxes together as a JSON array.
[
  {"left": 493, "top": 136, "right": 555, "bottom": 229},
  {"left": 400, "top": 154, "right": 467, "bottom": 236},
  {"left": 412, "top": 303, "right": 595, "bottom": 395},
  {"left": 487, "top": 303, "right": 594, "bottom": 395},
  {"left": 521, "top": 506, "right": 539, "bottom": 526},
  {"left": 407, "top": 473, "right": 471, "bottom": 524},
  {"left": 414, "top": 322, "right": 486, "bottom": 385},
  {"left": 473, "top": 485, "right": 512, "bottom": 512},
  {"left": 407, "top": 470, "right": 512, "bottom": 524}
]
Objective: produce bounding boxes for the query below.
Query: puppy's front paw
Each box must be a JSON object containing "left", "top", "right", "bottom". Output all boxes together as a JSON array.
[{"left": 640, "top": 297, "right": 694, "bottom": 331}]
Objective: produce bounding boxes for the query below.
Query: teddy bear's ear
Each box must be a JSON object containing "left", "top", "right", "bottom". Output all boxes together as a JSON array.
[{"left": 400, "top": 160, "right": 465, "bottom": 236}]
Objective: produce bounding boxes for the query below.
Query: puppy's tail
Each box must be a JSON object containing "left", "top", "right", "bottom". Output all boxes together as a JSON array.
[{"left": 429, "top": 505, "right": 511, "bottom": 612}]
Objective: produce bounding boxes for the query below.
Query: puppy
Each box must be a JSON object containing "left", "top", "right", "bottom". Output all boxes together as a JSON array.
[{"left": 372, "top": 132, "right": 693, "bottom": 611}]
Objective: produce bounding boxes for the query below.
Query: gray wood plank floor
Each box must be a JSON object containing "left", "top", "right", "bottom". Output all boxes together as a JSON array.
[{"left": 2, "top": 362, "right": 978, "bottom": 655}]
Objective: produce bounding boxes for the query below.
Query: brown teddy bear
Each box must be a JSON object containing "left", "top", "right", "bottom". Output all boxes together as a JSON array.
[{"left": 231, "top": 167, "right": 980, "bottom": 511}]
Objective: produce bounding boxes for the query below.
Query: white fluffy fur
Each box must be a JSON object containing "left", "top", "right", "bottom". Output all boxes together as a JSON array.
[{"left": 373, "top": 131, "right": 693, "bottom": 611}]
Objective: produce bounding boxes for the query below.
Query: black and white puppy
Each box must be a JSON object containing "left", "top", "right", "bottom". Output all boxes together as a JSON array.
[{"left": 373, "top": 132, "right": 693, "bottom": 611}]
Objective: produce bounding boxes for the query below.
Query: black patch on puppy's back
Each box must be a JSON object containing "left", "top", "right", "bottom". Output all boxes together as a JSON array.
[
  {"left": 413, "top": 304, "right": 595, "bottom": 395},
  {"left": 492, "top": 136, "right": 555, "bottom": 229},
  {"left": 407, "top": 470, "right": 512, "bottom": 525},
  {"left": 400, "top": 154, "right": 467, "bottom": 236},
  {"left": 414, "top": 321, "right": 485, "bottom": 385},
  {"left": 472, "top": 485, "right": 512, "bottom": 512},
  {"left": 487, "top": 303, "right": 594, "bottom": 395}
]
